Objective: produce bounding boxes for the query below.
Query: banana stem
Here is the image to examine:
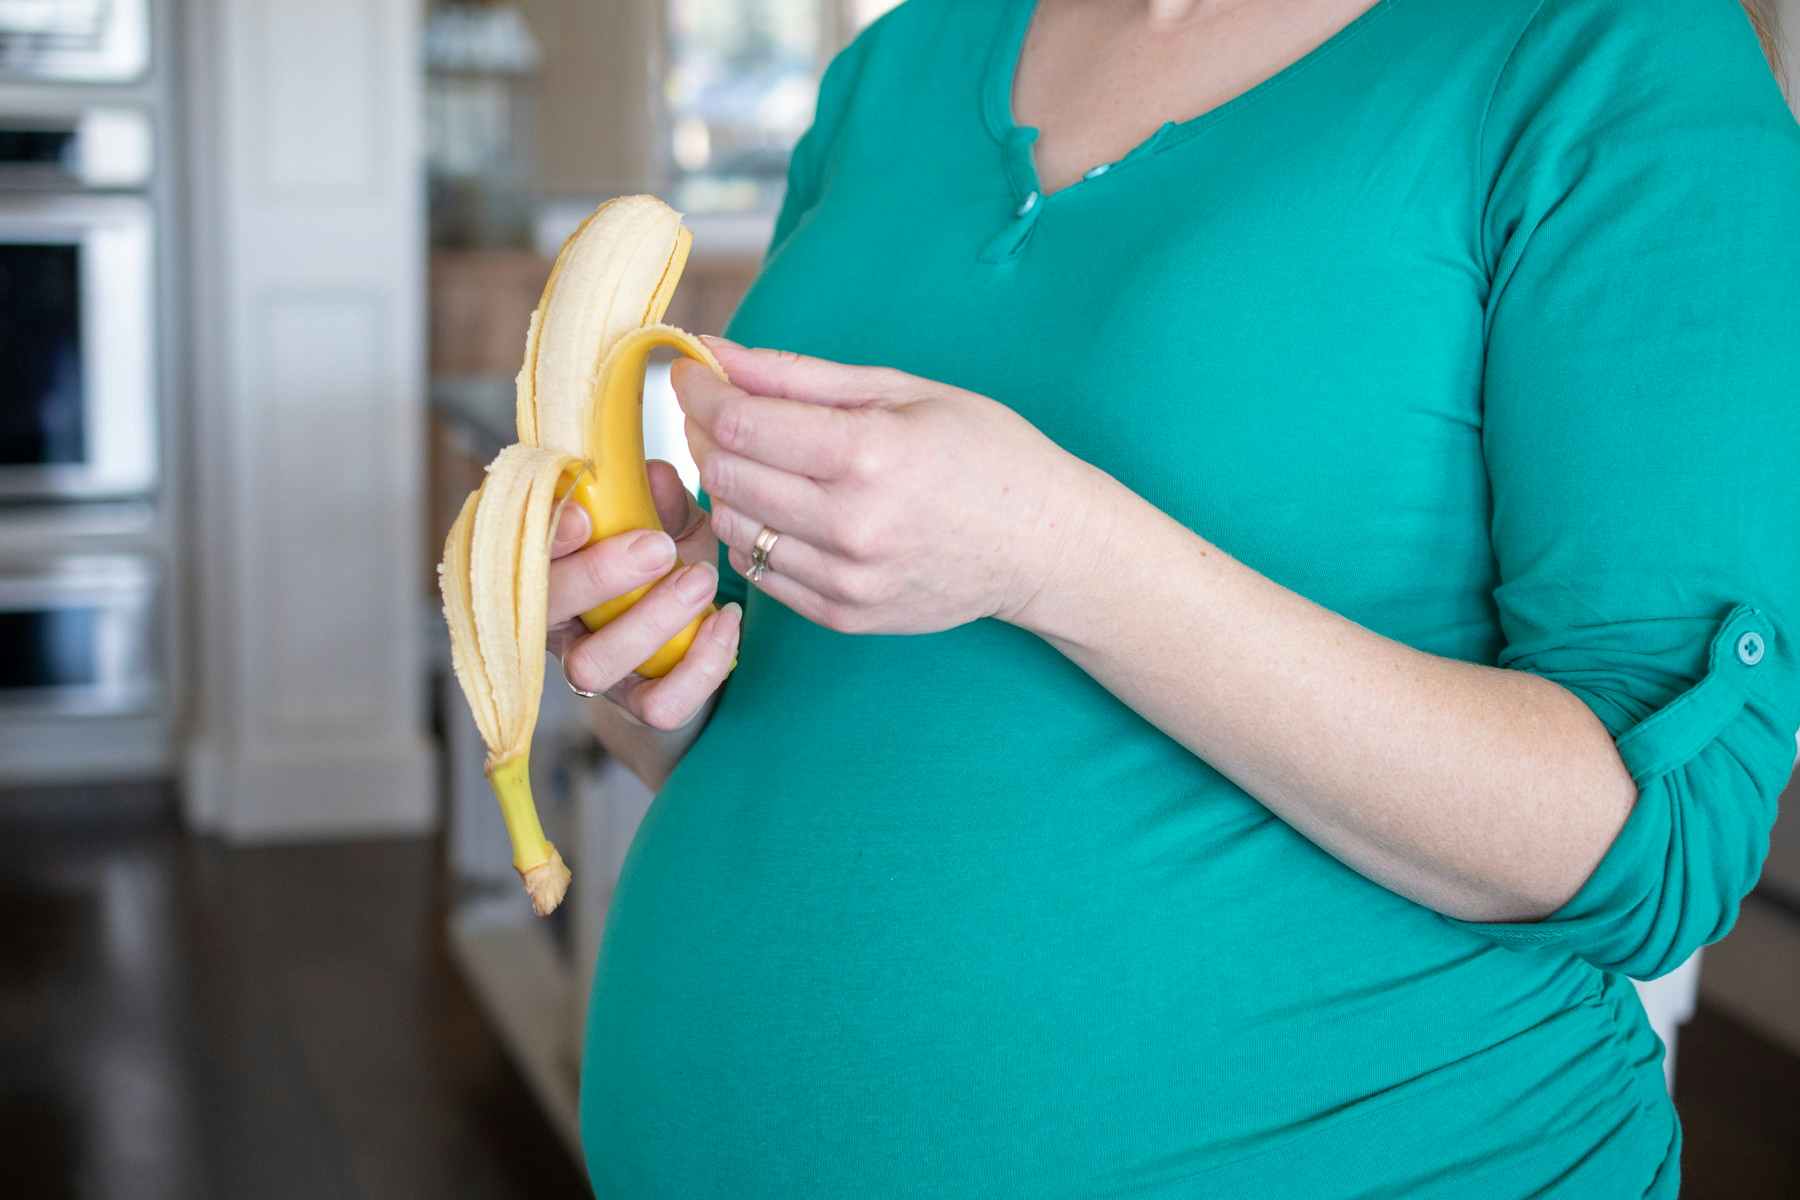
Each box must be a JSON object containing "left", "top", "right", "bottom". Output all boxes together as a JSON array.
[{"left": 487, "top": 753, "right": 571, "bottom": 916}]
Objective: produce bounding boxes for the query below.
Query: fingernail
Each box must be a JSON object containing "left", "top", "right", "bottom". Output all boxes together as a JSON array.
[
  {"left": 677, "top": 561, "right": 718, "bottom": 602},
  {"left": 629, "top": 530, "right": 675, "bottom": 570},
  {"left": 557, "top": 504, "right": 590, "bottom": 544},
  {"left": 713, "top": 601, "right": 742, "bottom": 644},
  {"left": 700, "top": 334, "right": 742, "bottom": 351}
]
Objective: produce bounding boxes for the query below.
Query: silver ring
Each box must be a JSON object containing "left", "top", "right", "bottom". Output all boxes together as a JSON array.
[
  {"left": 556, "top": 645, "right": 650, "bottom": 727},
  {"left": 748, "top": 525, "right": 781, "bottom": 584},
  {"left": 560, "top": 649, "right": 599, "bottom": 699}
]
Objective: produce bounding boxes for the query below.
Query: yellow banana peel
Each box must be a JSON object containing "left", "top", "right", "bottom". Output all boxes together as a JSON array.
[{"left": 436, "top": 195, "right": 728, "bottom": 916}]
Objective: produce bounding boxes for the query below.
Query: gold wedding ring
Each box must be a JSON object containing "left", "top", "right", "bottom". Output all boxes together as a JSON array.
[{"left": 748, "top": 525, "right": 781, "bottom": 584}]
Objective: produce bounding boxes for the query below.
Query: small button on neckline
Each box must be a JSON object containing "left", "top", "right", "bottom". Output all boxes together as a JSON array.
[
  {"left": 1736, "top": 630, "right": 1766, "bottom": 667},
  {"left": 1083, "top": 163, "right": 1112, "bottom": 180},
  {"left": 1015, "top": 190, "right": 1039, "bottom": 217}
]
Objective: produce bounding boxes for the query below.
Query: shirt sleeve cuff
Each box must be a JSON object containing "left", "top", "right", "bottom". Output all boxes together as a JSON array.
[{"left": 1445, "top": 603, "right": 1798, "bottom": 980}]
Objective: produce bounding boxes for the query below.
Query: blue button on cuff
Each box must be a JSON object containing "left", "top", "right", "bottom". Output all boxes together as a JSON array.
[{"left": 1611, "top": 603, "right": 1778, "bottom": 784}]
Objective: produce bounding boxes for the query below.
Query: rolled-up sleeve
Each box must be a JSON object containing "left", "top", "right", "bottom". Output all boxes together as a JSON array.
[{"left": 1449, "top": 0, "right": 1800, "bottom": 980}]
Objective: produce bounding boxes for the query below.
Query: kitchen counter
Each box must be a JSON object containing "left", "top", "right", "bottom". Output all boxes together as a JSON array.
[
  {"left": 534, "top": 203, "right": 773, "bottom": 263},
  {"left": 428, "top": 209, "right": 769, "bottom": 388}
]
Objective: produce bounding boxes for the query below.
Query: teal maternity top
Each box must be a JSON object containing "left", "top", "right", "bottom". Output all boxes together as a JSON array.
[{"left": 581, "top": 1, "right": 1800, "bottom": 1195}]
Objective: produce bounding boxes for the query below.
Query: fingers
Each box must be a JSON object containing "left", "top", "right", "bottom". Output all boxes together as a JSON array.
[
  {"left": 616, "top": 601, "right": 742, "bottom": 730},
  {"left": 684, "top": 414, "right": 719, "bottom": 479},
  {"left": 646, "top": 459, "right": 704, "bottom": 538},
  {"left": 545, "top": 617, "right": 587, "bottom": 660},
  {"left": 698, "top": 336, "right": 912, "bottom": 409},
  {"left": 547, "top": 527, "right": 677, "bottom": 626},
  {"left": 673, "top": 359, "right": 861, "bottom": 478},
  {"left": 694, "top": 445, "right": 840, "bottom": 549},
  {"left": 724, "top": 543, "right": 849, "bottom": 632},
  {"left": 562, "top": 561, "right": 720, "bottom": 695},
  {"left": 708, "top": 500, "right": 866, "bottom": 603},
  {"left": 550, "top": 501, "right": 591, "bottom": 557}
]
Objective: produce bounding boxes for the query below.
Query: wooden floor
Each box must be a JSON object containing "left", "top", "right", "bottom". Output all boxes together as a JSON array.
[
  {"left": 0, "top": 782, "right": 591, "bottom": 1200},
  {"left": 1, "top": 781, "right": 1795, "bottom": 1199}
]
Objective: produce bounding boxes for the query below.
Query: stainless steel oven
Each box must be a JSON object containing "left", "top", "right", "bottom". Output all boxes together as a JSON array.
[
  {"left": 0, "top": 3, "right": 170, "bottom": 781},
  {"left": 0, "top": 553, "right": 159, "bottom": 715},
  {"left": 0, "top": 0, "right": 149, "bottom": 84},
  {"left": 0, "top": 104, "right": 156, "bottom": 499}
]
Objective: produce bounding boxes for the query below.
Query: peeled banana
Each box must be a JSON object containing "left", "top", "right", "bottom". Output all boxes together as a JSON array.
[{"left": 437, "top": 195, "right": 728, "bottom": 915}]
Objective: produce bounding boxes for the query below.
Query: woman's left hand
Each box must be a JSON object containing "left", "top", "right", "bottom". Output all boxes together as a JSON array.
[{"left": 674, "top": 337, "right": 1097, "bottom": 635}]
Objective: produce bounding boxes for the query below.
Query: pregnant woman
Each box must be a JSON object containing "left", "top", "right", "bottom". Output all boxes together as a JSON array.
[{"left": 548, "top": 1, "right": 1800, "bottom": 1195}]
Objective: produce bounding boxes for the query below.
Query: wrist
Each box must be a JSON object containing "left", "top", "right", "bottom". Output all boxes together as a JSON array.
[{"left": 998, "top": 451, "right": 1122, "bottom": 645}]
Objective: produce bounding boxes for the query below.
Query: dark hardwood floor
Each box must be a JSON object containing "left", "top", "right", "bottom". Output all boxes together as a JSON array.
[
  {"left": 1, "top": 780, "right": 1795, "bottom": 1198},
  {"left": 0, "top": 781, "right": 592, "bottom": 1200},
  {"left": 1673, "top": 985, "right": 1800, "bottom": 1198}
]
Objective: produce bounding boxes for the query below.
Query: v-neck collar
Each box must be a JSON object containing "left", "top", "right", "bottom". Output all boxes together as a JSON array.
[{"left": 981, "top": 0, "right": 1398, "bottom": 204}]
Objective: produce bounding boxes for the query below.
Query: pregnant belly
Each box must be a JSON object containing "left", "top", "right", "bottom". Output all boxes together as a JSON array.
[{"left": 577, "top": 718, "right": 1672, "bottom": 1199}]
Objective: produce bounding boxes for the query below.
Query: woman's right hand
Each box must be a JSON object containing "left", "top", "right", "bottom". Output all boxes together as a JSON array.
[{"left": 546, "top": 459, "right": 741, "bottom": 731}]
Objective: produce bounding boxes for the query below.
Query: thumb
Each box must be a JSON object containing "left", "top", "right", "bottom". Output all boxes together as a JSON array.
[
  {"left": 646, "top": 459, "right": 705, "bottom": 539},
  {"left": 700, "top": 335, "right": 912, "bottom": 409},
  {"left": 548, "top": 500, "right": 591, "bottom": 557}
]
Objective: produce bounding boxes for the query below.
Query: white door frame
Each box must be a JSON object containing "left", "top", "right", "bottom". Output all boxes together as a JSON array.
[{"left": 181, "top": 0, "right": 435, "bottom": 839}]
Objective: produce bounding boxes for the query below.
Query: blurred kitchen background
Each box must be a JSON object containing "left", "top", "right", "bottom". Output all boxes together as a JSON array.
[{"left": 0, "top": 1, "right": 1795, "bottom": 1196}]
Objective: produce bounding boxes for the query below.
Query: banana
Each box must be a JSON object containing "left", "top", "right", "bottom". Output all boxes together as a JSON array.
[{"left": 437, "top": 196, "right": 728, "bottom": 916}]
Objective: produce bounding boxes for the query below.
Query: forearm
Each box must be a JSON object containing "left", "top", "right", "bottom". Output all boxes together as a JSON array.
[
  {"left": 583, "top": 689, "right": 721, "bottom": 793},
  {"left": 1013, "top": 463, "right": 1637, "bottom": 923}
]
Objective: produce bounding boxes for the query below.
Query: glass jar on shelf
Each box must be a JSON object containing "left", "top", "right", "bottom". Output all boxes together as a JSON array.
[{"left": 424, "top": 1, "right": 543, "bottom": 248}]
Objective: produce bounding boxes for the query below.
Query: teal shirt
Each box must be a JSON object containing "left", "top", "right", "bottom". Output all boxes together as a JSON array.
[{"left": 581, "top": 1, "right": 1800, "bottom": 1195}]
